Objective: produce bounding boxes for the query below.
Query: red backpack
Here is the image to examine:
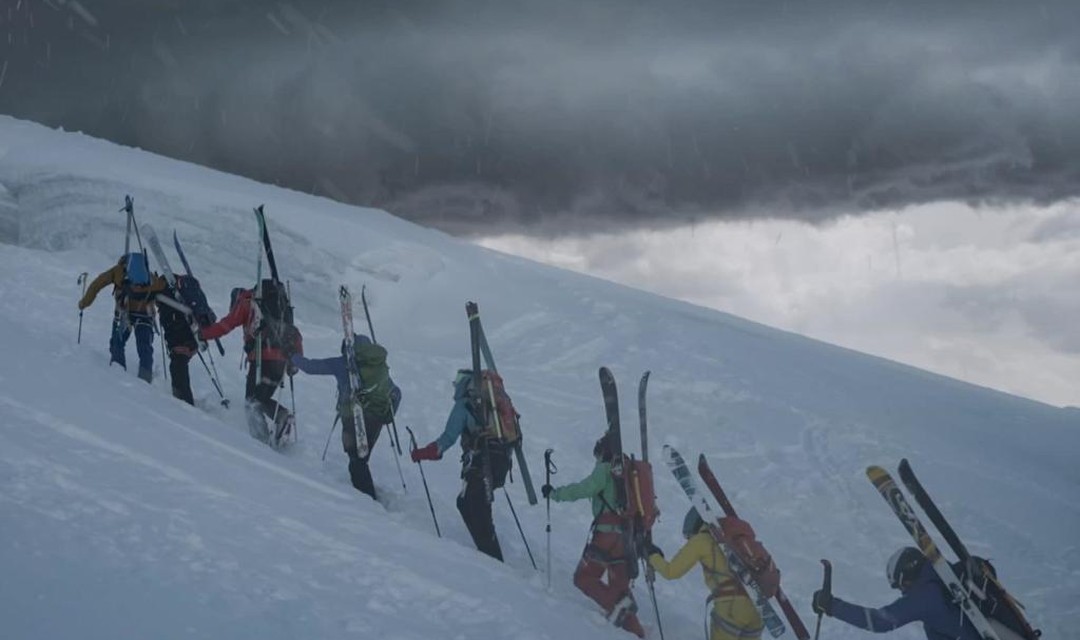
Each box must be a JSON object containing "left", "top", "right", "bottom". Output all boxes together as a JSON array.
[
  {"left": 624, "top": 457, "right": 659, "bottom": 530},
  {"left": 718, "top": 516, "right": 780, "bottom": 598}
]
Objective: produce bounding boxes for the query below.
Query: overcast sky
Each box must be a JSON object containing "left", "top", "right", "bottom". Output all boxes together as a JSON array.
[
  {"left": 2, "top": 0, "right": 1079, "bottom": 233},
  {"left": 482, "top": 200, "right": 1080, "bottom": 407},
  {"left": 2, "top": 0, "right": 1077, "bottom": 406}
]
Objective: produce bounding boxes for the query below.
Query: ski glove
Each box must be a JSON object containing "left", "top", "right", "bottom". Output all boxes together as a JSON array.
[
  {"left": 410, "top": 442, "right": 441, "bottom": 462},
  {"left": 812, "top": 589, "right": 833, "bottom": 616},
  {"left": 541, "top": 484, "right": 554, "bottom": 499},
  {"left": 644, "top": 541, "right": 664, "bottom": 558}
]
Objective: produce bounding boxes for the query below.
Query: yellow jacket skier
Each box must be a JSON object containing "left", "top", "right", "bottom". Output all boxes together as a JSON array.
[
  {"left": 646, "top": 509, "right": 763, "bottom": 640},
  {"left": 78, "top": 254, "right": 167, "bottom": 382}
]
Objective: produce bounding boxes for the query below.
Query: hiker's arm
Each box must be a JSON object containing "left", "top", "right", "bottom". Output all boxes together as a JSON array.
[
  {"left": 649, "top": 533, "right": 707, "bottom": 580},
  {"left": 200, "top": 298, "right": 246, "bottom": 340},
  {"left": 831, "top": 593, "right": 921, "bottom": 631},
  {"left": 551, "top": 463, "right": 608, "bottom": 502},
  {"left": 433, "top": 399, "right": 470, "bottom": 454},
  {"left": 290, "top": 355, "right": 341, "bottom": 376},
  {"left": 78, "top": 267, "right": 117, "bottom": 310}
]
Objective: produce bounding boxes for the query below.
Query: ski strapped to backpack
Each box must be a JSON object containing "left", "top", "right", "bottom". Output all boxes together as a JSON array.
[
  {"left": 867, "top": 465, "right": 1005, "bottom": 640},
  {"left": 464, "top": 301, "right": 538, "bottom": 505},
  {"left": 898, "top": 459, "right": 1041, "bottom": 640},
  {"left": 636, "top": 370, "right": 664, "bottom": 640},
  {"left": 173, "top": 230, "right": 225, "bottom": 356},
  {"left": 597, "top": 368, "right": 661, "bottom": 573},
  {"left": 144, "top": 224, "right": 229, "bottom": 407},
  {"left": 597, "top": 367, "right": 637, "bottom": 580},
  {"left": 698, "top": 454, "right": 809, "bottom": 640},
  {"left": 663, "top": 444, "right": 787, "bottom": 638},
  {"left": 339, "top": 286, "right": 370, "bottom": 458},
  {"left": 116, "top": 196, "right": 153, "bottom": 325},
  {"left": 360, "top": 285, "right": 407, "bottom": 493}
]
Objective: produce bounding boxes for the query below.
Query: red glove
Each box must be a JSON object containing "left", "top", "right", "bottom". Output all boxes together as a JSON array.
[{"left": 410, "top": 442, "right": 441, "bottom": 462}]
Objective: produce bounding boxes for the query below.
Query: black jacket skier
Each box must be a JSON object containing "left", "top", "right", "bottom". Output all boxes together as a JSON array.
[{"left": 156, "top": 274, "right": 215, "bottom": 405}]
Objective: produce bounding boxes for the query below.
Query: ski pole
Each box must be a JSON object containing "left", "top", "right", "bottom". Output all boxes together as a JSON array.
[
  {"left": 288, "top": 373, "right": 297, "bottom": 441},
  {"left": 503, "top": 489, "right": 537, "bottom": 570},
  {"left": 387, "top": 416, "right": 407, "bottom": 492},
  {"left": 155, "top": 313, "right": 168, "bottom": 381},
  {"left": 205, "top": 349, "right": 229, "bottom": 407},
  {"left": 195, "top": 350, "right": 229, "bottom": 407},
  {"left": 644, "top": 565, "right": 665, "bottom": 640},
  {"left": 321, "top": 414, "right": 340, "bottom": 462},
  {"left": 544, "top": 448, "right": 556, "bottom": 589},
  {"left": 406, "top": 426, "right": 441, "bottom": 537},
  {"left": 814, "top": 559, "right": 832, "bottom": 640},
  {"left": 359, "top": 283, "right": 407, "bottom": 487},
  {"left": 76, "top": 272, "right": 88, "bottom": 343}
]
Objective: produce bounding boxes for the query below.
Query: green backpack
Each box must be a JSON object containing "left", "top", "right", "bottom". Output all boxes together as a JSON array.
[{"left": 353, "top": 342, "right": 394, "bottom": 423}]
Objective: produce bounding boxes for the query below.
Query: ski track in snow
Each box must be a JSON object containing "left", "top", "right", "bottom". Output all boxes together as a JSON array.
[{"left": 0, "top": 115, "right": 1077, "bottom": 639}]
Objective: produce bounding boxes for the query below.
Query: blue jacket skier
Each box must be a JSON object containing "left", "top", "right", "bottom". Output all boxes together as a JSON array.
[
  {"left": 411, "top": 370, "right": 511, "bottom": 562},
  {"left": 290, "top": 334, "right": 401, "bottom": 500},
  {"left": 813, "top": 547, "right": 980, "bottom": 640}
]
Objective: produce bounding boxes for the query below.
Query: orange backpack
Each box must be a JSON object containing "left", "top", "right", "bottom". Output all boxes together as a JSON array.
[
  {"left": 478, "top": 370, "right": 521, "bottom": 445},
  {"left": 718, "top": 516, "right": 780, "bottom": 598}
]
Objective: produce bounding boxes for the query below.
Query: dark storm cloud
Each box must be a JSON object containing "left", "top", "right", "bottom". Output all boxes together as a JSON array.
[{"left": 3, "top": 0, "right": 1079, "bottom": 235}]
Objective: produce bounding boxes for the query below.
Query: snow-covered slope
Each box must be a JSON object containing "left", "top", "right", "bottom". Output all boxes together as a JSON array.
[{"left": 0, "top": 115, "right": 1076, "bottom": 639}]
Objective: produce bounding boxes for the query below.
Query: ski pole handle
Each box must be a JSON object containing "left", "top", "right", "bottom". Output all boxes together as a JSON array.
[
  {"left": 814, "top": 559, "right": 832, "bottom": 640},
  {"left": 76, "top": 272, "right": 88, "bottom": 344}
]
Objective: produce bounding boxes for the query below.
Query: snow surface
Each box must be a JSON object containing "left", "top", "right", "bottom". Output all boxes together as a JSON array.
[{"left": 0, "top": 115, "right": 1076, "bottom": 639}]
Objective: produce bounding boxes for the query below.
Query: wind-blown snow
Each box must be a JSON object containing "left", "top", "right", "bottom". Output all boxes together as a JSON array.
[{"left": 0, "top": 116, "right": 1076, "bottom": 639}]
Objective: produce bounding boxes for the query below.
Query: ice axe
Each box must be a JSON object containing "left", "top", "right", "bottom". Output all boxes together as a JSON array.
[
  {"left": 814, "top": 559, "right": 832, "bottom": 640},
  {"left": 76, "top": 272, "right": 88, "bottom": 343}
]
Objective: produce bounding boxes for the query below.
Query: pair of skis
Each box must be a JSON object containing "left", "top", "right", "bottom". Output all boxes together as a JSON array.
[
  {"left": 868, "top": 461, "right": 1040, "bottom": 640},
  {"left": 251, "top": 205, "right": 295, "bottom": 448},
  {"left": 597, "top": 367, "right": 664, "bottom": 639},
  {"left": 465, "top": 301, "right": 538, "bottom": 506},
  {"left": 662, "top": 445, "right": 809, "bottom": 639},
  {"left": 339, "top": 285, "right": 370, "bottom": 458}
]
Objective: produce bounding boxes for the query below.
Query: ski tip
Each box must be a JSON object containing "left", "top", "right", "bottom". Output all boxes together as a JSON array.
[{"left": 866, "top": 465, "right": 889, "bottom": 480}]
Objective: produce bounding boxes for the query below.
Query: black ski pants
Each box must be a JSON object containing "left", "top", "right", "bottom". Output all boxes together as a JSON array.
[
  {"left": 341, "top": 410, "right": 384, "bottom": 500},
  {"left": 169, "top": 349, "right": 194, "bottom": 405},
  {"left": 457, "top": 440, "right": 510, "bottom": 562}
]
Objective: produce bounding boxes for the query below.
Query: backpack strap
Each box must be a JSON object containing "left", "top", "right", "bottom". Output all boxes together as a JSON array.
[{"left": 704, "top": 542, "right": 745, "bottom": 601}]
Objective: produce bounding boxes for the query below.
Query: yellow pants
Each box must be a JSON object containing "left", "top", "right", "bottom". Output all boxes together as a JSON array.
[{"left": 709, "top": 597, "right": 763, "bottom": 640}]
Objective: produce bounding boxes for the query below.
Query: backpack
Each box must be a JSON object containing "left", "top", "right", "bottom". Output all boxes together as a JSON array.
[
  {"left": 123, "top": 252, "right": 150, "bottom": 286},
  {"left": 255, "top": 279, "right": 293, "bottom": 349},
  {"left": 623, "top": 456, "right": 659, "bottom": 531},
  {"left": 475, "top": 370, "right": 521, "bottom": 445},
  {"left": 950, "top": 557, "right": 1040, "bottom": 640},
  {"left": 353, "top": 341, "right": 395, "bottom": 424},
  {"left": 175, "top": 276, "right": 215, "bottom": 327},
  {"left": 119, "top": 250, "right": 152, "bottom": 302},
  {"left": 715, "top": 516, "right": 780, "bottom": 598}
]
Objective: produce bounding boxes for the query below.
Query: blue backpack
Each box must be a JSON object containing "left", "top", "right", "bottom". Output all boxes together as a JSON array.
[{"left": 123, "top": 252, "right": 150, "bottom": 286}]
